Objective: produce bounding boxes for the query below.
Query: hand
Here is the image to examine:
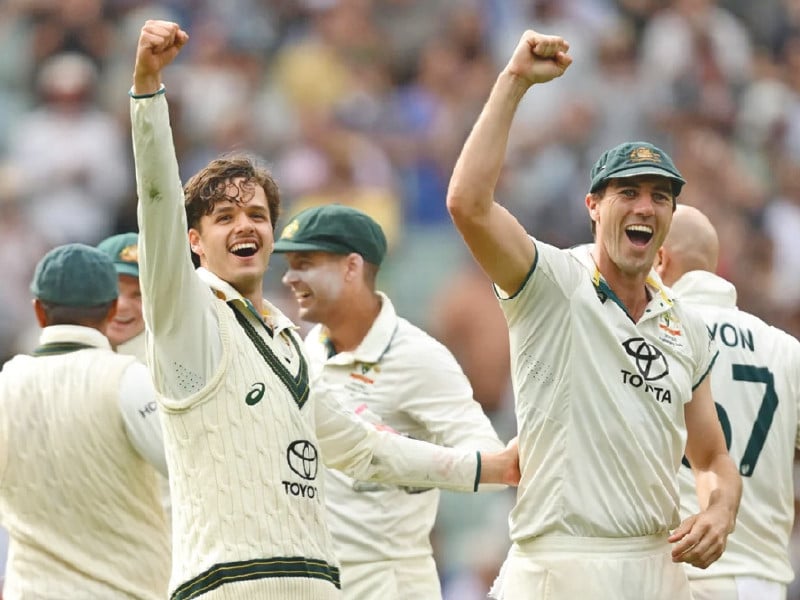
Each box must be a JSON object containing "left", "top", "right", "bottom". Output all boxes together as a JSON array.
[
  {"left": 502, "top": 436, "right": 521, "bottom": 486},
  {"left": 505, "top": 30, "right": 572, "bottom": 88},
  {"left": 133, "top": 20, "right": 189, "bottom": 95},
  {"left": 480, "top": 436, "right": 520, "bottom": 487},
  {"left": 668, "top": 505, "right": 733, "bottom": 569}
]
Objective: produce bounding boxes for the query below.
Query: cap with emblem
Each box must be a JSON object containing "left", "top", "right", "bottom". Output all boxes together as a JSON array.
[
  {"left": 97, "top": 232, "right": 139, "bottom": 278},
  {"left": 31, "top": 243, "right": 119, "bottom": 307},
  {"left": 589, "top": 141, "right": 686, "bottom": 200},
  {"left": 273, "top": 204, "right": 388, "bottom": 266}
]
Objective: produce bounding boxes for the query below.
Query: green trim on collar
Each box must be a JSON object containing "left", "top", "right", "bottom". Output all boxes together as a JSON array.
[
  {"left": 32, "top": 342, "right": 94, "bottom": 357},
  {"left": 171, "top": 556, "right": 341, "bottom": 600},
  {"left": 229, "top": 302, "right": 310, "bottom": 409}
]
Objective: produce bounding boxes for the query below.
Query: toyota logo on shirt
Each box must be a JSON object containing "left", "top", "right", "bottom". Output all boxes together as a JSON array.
[
  {"left": 286, "top": 440, "right": 318, "bottom": 481},
  {"left": 621, "top": 337, "right": 669, "bottom": 381}
]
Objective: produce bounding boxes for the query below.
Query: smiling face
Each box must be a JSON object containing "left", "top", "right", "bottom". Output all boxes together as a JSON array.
[
  {"left": 106, "top": 274, "right": 144, "bottom": 347},
  {"left": 188, "top": 178, "right": 275, "bottom": 296},
  {"left": 587, "top": 175, "right": 675, "bottom": 278},
  {"left": 281, "top": 251, "right": 350, "bottom": 324}
]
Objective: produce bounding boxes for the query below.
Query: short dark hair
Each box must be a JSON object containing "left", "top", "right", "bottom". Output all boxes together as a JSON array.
[{"left": 39, "top": 300, "right": 115, "bottom": 327}]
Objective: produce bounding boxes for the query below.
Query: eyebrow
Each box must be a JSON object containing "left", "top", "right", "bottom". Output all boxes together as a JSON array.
[{"left": 614, "top": 179, "right": 672, "bottom": 193}]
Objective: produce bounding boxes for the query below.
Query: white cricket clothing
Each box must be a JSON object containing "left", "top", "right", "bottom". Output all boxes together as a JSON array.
[
  {"left": 116, "top": 330, "right": 173, "bottom": 525},
  {"left": 118, "top": 329, "right": 146, "bottom": 363},
  {"left": 339, "top": 556, "right": 439, "bottom": 600},
  {"left": 304, "top": 293, "right": 504, "bottom": 598},
  {"left": 502, "top": 242, "right": 716, "bottom": 541},
  {"left": 673, "top": 270, "right": 800, "bottom": 585},
  {"left": 489, "top": 534, "right": 691, "bottom": 600},
  {"left": 132, "top": 92, "right": 482, "bottom": 600},
  {"left": 0, "top": 325, "right": 170, "bottom": 599},
  {"left": 689, "top": 575, "right": 786, "bottom": 600}
]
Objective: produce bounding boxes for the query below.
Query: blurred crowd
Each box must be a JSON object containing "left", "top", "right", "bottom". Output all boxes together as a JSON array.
[{"left": 1, "top": 0, "right": 800, "bottom": 596}]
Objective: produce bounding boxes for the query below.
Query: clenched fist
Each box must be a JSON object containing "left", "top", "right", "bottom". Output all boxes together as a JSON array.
[{"left": 132, "top": 20, "right": 189, "bottom": 96}]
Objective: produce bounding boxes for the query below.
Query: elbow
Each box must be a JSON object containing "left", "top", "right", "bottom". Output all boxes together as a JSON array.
[
  {"left": 446, "top": 185, "right": 484, "bottom": 227},
  {"left": 446, "top": 187, "right": 466, "bottom": 221}
]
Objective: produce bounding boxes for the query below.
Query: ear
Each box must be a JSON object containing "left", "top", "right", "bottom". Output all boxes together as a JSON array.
[
  {"left": 188, "top": 228, "right": 203, "bottom": 258},
  {"left": 585, "top": 192, "right": 600, "bottom": 227},
  {"left": 654, "top": 247, "right": 668, "bottom": 276},
  {"left": 33, "top": 299, "right": 48, "bottom": 328},
  {"left": 344, "top": 253, "right": 364, "bottom": 282}
]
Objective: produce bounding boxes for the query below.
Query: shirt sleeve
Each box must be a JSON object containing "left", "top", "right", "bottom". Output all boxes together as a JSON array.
[
  {"left": 314, "top": 386, "right": 481, "bottom": 492},
  {"left": 400, "top": 351, "right": 505, "bottom": 453},
  {"left": 118, "top": 361, "right": 168, "bottom": 477},
  {"left": 130, "top": 92, "right": 222, "bottom": 400}
]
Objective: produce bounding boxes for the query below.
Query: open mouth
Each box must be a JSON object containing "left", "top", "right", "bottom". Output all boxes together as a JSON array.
[
  {"left": 625, "top": 225, "right": 653, "bottom": 247},
  {"left": 230, "top": 242, "right": 258, "bottom": 258}
]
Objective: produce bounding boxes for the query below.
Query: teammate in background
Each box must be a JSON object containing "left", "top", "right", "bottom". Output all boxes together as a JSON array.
[
  {"left": 446, "top": 29, "right": 741, "bottom": 599},
  {"left": 97, "top": 231, "right": 172, "bottom": 523},
  {"left": 273, "top": 204, "right": 507, "bottom": 600},
  {"left": 656, "top": 205, "right": 800, "bottom": 600},
  {"left": 0, "top": 244, "right": 169, "bottom": 598},
  {"left": 131, "top": 20, "right": 519, "bottom": 600},
  {"left": 97, "top": 232, "right": 146, "bottom": 361}
]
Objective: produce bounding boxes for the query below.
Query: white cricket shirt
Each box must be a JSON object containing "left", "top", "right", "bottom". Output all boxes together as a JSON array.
[
  {"left": 502, "top": 242, "right": 716, "bottom": 542},
  {"left": 674, "top": 270, "right": 800, "bottom": 584},
  {"left": 304, "top": 293, "right": 504, "bottom": 567}
]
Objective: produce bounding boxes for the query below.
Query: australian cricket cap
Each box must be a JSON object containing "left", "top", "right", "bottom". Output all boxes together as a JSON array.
[
  {"left": 97, "top": 232, "right": 139, "bottom": 278},
  {"left": 273, "top": 204, "right": 388, "bottom": 266},
  {"left": 31, "top": 243, "right": 119, "bottom": 307},
  {"left": 589, "top": 141, "right": 686, "bottom": 200}
]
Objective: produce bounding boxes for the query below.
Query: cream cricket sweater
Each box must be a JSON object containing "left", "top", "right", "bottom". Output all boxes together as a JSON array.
[
  {"left": 0, "top": 325, "right": 170, "bottom": 599},
  {"left": 159, "top": 301, "right": 340, "bottom": 600}
]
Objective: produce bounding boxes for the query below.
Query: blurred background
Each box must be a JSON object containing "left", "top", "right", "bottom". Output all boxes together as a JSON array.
[{"left": 1, "top": 0, "right": 800, "bottom": 597}]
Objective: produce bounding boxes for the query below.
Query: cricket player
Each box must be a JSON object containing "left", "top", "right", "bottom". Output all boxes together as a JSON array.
[
  {"left": 656, "top": 205, "right": 800, "bottom": 600},
  {"left": 273, "top": 204, "right": 507, "bottom": 599},
  {"left": 130, "top": 20, "right": 519, "bottom": 600},
  {"left": 0, "top": 244, "right": 169, "bottom": 598},
  {"left": 98, "top": 231, "right": 172, "bottom": 523},
  {"left": 446, "top": 29, "right": 742, "bottom": 599},
  {"left": 97, "top": 232, "right": 146, "bottom": 362}
]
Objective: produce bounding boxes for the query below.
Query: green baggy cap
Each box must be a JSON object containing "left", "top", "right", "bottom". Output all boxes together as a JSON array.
[
  {"left": 97, "top": 232, "right": 139, "bottom": 278},
  {"left": 31, "top": 243, "right": 119, "bottom": 307},
  {"left": 589, "top": 141, "right": 686, "bottom": 198},
  {"left": 273, "top": 204, "right": 388, "bottom": 266}
]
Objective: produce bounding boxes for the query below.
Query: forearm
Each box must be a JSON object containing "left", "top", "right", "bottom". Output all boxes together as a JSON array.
[
  {"left": 693, "top": 452, "right": 741, "bottom": 530},
  {"left": 446, "top": 70, "right": 531, "bottom": 220}
]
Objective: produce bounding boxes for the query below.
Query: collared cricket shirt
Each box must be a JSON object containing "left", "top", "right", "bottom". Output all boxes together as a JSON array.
[
  {"left": 501, "top": 242, "right": 717, "bottom": 542},
  {"left": 674, "top": 270, "right": 800, "bottom": 584}
]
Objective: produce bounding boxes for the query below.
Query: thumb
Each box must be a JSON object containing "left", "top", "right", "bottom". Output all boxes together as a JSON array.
[{"left": 668, "top": 516, "right": 694, "bottom": 543}]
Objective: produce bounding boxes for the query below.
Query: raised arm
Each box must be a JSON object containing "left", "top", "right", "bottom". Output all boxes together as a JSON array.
[
  {"left": 446, "top": 30, "right": 571, "bottom": 296},
  {"left": 669, "top": 376, "right": 742, "bottom": 569},
  {"left": 133, "top": 19, "right": 188, "bottom": 95},
  {"left": 131, "top": 21, "right": 223, "bottom": 400}
]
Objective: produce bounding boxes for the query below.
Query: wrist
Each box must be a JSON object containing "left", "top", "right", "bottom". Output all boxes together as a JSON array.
[
  {"left": 129, "top": 83, "right": 166, "bottom": 99},
  {"left": 131, "top": 72, "right": 163, "bottom": 97}
]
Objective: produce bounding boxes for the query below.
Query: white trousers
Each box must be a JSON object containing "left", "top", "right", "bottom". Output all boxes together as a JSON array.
[
  {"left": 490, "top": 534, "right": 691, "bottom": 600},
  {"left": 689, "top": 576, "right": 786, "bottom": 600},
  {"left": 340, "top": 555, "right": 441, "bottom": 600}
]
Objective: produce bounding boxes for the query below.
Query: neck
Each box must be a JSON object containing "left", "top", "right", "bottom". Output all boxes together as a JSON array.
[
  {"left": 325, "top": 291, "right": 382, "bottom": 354},
  {"left": 593, "top": 250, "right": 650, "bottom": 322}
]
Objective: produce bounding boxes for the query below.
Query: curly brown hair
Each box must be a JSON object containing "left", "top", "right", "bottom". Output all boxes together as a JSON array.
[{"left": 183, "top": 154, "right": 281, "bottom": 232}]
